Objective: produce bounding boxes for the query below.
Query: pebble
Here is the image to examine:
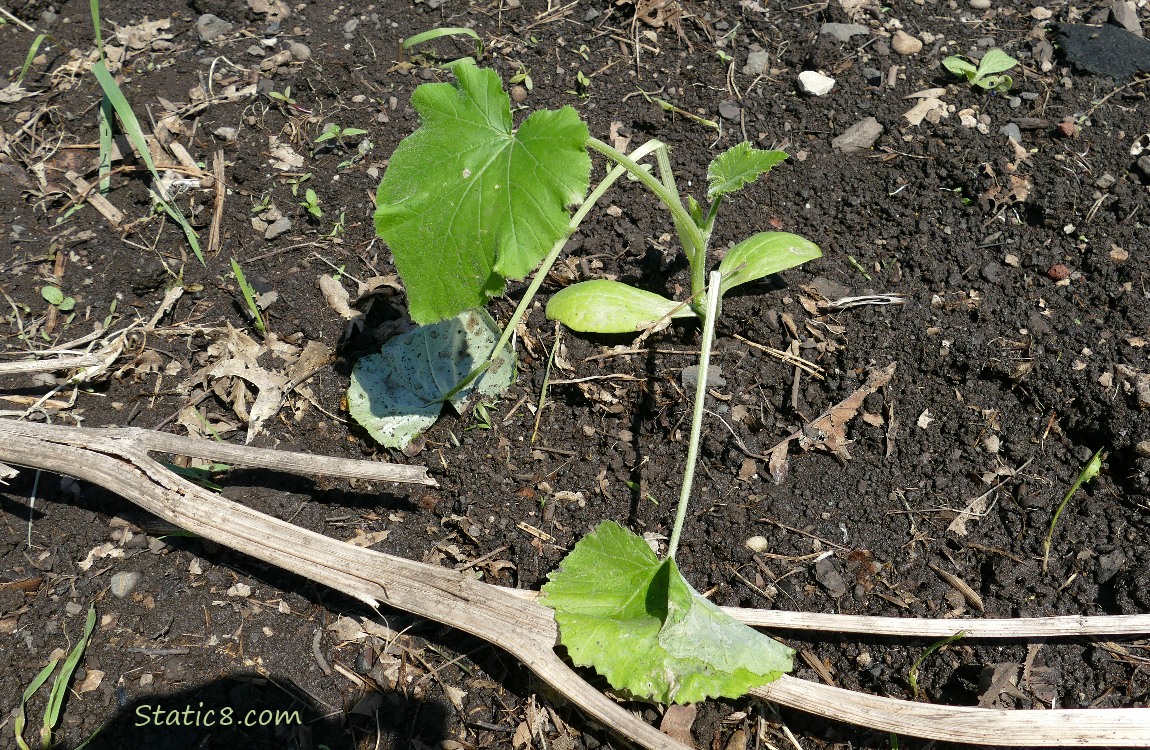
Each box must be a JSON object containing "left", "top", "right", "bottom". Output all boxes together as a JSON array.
[
  {"left": 980, "top": 261, "right": 1002, "bottom": 282},
  {"left": 264, "top": 216, "right": 292, "bottom": 240},
  {"left": 1047, "top": 264, "right": 1071, "bottom": 281},
  {"left": 195, "top": 13, "right": 234, "bottom": 42},
  {"left": 289, "top": 41, "right": 311, "bottom": 61},
  {"left": 718, "top": 100, "right": 742, "bottom": 120},
  {"left": 247, "top": 45, "right": 265, "bottom": 57},
  {"left": 797, "top": 70, "right": 836, "bottom": 96},
  {"left": 510, "top": 85, "right": 528, "bottom": 103},
  {"left": 999, "top": 122, "right": 1022, "bottom": 142},
  {"left": 745, "top": 536, "right": 769, "bottom": 553},
  {"left": 814, "top": 557, "right": 848, "bottom": 598},
  {"left": 832, "top": 117, "right": 883, "bottom": 153},
  {"left": 1030, "top": 6, "right": 1053, "bottom": 20},
  {"left": 111, "top": 571, "right": 142, "bottom": 598},
  {"left": 820, "top": 22, "right": 870, "bottom": 42},
  {"left": 863, "top": 67, "right": 884, "bottom": 86},
  {"left": 342, "top": 19, "right": 359, "bottom": 36},
  {"left": 743, "top": 49, "right": 771, "bottom": 76},
  {"left": 213, "top": 126, "right": 238, "bottom": 141},
  {"left": 65, "top": 601, "right": 84, "bottom": 616},
  {"left": 681, "top": 365, "right": 725, "bottom": 389},
  {"left": 1109, "top": 0, "right": 1141, "bottom": 34},
  {"left": 892, "top": 30, "right": 923, "bottom": 55},
  {"left": 1095, "top": 173, "right": 1117, "bottom": 189},
  {"left": 970, "top": 0, "right": 991, "bottom": 8}
]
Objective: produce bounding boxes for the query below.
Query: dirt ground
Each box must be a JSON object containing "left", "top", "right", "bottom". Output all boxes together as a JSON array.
[{"left": 1, "top": 0, "right": 1148, "bottom": 747}]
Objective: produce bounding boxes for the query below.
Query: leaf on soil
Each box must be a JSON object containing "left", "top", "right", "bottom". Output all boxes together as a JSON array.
[
  {"left": 541, "top": 520, "right": 793, "bottom": 704},
  {"left": 706, "top": 143, "right": 788, "bottom": 200},
  {"left": 374, "top": 62, "right": 591, "bottom": 324},
  {"left": 717, "top": 231, "right": 823, "bottom": 296},
  {"left": 0, "top": 83, "right": 41, "bottom": 103},
  {"left": 347, "top": 307, "right": 516, "bottom": 450},
  {"left": 546, "top": 279, "right": 696, "bottom": 333},
  {"left": 767, "top": 362, "right": 896, "bottom": 483}
]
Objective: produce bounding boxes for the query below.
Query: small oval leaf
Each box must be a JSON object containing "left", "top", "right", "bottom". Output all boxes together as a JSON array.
[
  {"left": 718, "top": 232, "right": 822, "bottom": 296},
  {"left": 41, "top": 286, "right": 64, "bottom": 306},
  {"left": 706, "top": 143, "right": 788, "bottom": 201},
  {"left": 976, "top": 49, "right": 1018, "bottom": 78},
  {"left": 546, "top": 280, "right": 695, "bottom": 334}
]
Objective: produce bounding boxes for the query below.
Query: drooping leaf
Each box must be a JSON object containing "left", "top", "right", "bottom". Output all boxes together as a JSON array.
[
  {"left": 717, "top": 231, "right": 822, "bottom": 296},
  {"left": 374, "top": 63, "right": 591, "bottom": 324},
  {"left": 347, "top": 308, "right": 516, "bottom": 449},
  {"left": 545, "top": 280, "right": 696, "bottom": 334},
  {"left": 706, "top": 143, "right": 788, "bottom": 201},
  {"left": 541, "top": 521, "right": 794, "bottom": 704},
  {"left": 975, "top": 49, "right": 1018, "bottom": 78}
]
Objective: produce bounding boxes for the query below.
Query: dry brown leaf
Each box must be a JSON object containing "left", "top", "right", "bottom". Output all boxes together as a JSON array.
[
  {"left": 659, "top": 704, "right": 697, "bottom": 747},
  {"left": 345, "top": 528, "right": 390, "bottom": 548},
  {"left": 75, "top": 668, "right": 105, "bottom": 694},
  {"left": 512, "top": 721, "right": 533, "bottom": 750},
  {"left": 767, "top": 363, "right": 896, "bottom": 483},
  {"left": 114, "top": 18, "right": 172, "bottom": 50}
]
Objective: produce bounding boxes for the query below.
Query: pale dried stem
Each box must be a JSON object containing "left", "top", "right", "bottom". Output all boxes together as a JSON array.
[{"left": 1, "top": 420, "right": 1148, "bottom": 748}]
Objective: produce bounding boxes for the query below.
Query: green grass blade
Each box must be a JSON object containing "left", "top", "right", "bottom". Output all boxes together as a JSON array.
[
  {"left": 908, "top": 630, "right": 966, "bottom": 699},
  {"left": 17, "top": 34, "right": 48, "bottom": 86},
  {"left": 97, "top": 97, "right": 113, "bottom": 193},
  {"left": 402, "top": 26, "right": 483, "bottom": 58},
  {"left": 15, "top": 658, "right": 60, "bottom": 750},
  {"left": 41, "top": 603, "right": 97, "bottom": 749},
  {"left": 230, "top": 258, "right": 266, "bottom": 334},
  {"left": 1042, "top": 447, "right": 1104, "bottom": 572},
  {"left": 89, "top": 0, "right": 103, "bottom": 61}
]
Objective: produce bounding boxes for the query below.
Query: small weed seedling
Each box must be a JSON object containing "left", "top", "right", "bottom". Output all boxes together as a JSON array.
[
  {"left": 315, "top": 123, "right": 369, "bottom": 148},
  {"left": 230, "top": 258, "right": 267, "bottom": 335},
  {"left": 1042, "top": 447, "right": 1105, "bottom": 572},
  {"left": 300, "top": 188, "right": 323, "bottom": 220},
  {"left": 15, "top": 603, "right": 97, "bottom": 750},
  {"left": 942, "top": 48, "right": 1018, "bottom": 92},
  {"left": 348, "top": 62, "right": 816, "bottom": 705},
  {"left": 41, "top": 285, "right": 75, "bottom": 313}
]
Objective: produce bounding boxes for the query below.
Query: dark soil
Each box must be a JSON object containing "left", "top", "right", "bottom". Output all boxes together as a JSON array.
[{"left": 1, "top": 0, "right": 1148, "bottom": 748}]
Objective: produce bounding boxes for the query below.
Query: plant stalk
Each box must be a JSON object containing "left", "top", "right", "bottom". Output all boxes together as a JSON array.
[
  {"left": 667, "top": 270, "right": 722, "bottom": 560},
  {"left": 444, "top": 140, "right": 667, "bottom": 401}
]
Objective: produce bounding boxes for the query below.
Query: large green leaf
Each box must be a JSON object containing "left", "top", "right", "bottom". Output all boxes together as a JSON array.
[
  {"left": 717, "top": 232, "right": 822, "bottom": 296},
  {"left": 545, "top": 280, "right": 696, "bottom": 334},
  {"left": 706, "top": 143, "right": 788, "bottom": 201},
  {"left": 375, "top": 63, "right": 591, "bottom": 324},
  {"left": 347, "top": 308, "right": 516, "bottom": 449},
  {"left": 541, "top": 521, "right": 793, "bottom": 704}
]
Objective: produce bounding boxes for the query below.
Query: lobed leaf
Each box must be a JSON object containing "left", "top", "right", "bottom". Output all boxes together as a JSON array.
[
  {"left": 374, "top": 63, "right": 590, "bottom": 324},
  {"left": 706, "top": 143, "right": 788, "bottom": 201},
  {"left": 541, "top": 521, "right": 794, "bottom": 704},
  {"left": 545, "top": 280, "right": 696, "bottom": 334},
  {"left": 717, "top": 231, "right": 822, "bottom": 296},
  {"left": 347, "top": 308, "right": 516, "bottom": 449}
]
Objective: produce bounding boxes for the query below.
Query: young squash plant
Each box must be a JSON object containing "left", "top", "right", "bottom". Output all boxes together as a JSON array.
[
  {"left": 351, "top": 61, "right": 814, "bottom": 705},
  {"left": 350, "top": 62, "right": 820, "bottom": 454}
]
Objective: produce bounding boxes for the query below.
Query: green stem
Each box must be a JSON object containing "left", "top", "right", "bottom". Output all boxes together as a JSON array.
[
  {"left": 667, "top": 270, "right": 722, "bottom": 560},
  {"left": 586, "top": 137, "right": 705, "bottom": 265},
  {"left": 443, "top": 140, "right": 667, "bottom": 401}
]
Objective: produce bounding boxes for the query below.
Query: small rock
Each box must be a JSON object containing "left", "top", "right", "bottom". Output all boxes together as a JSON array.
[
  {"left": 247, "top": 45, "right": 265, "bottom": 57},
  {"left": 681, "top": 365, "right": 725, "bottom": 389},
  {"left": 980, "top": 262, "right": 1002, "bottom": 282},
  {"left": 1030, "top": 6, "right": 1053, "bottom": 20},
  {"left": 1109, "top": 0, "right": 1142, "bottom": 36},
  {"left": 797, "top": 70, "right": 836, "bottom": 96},
  {"left": 584, "top": 8, "right": 600, "bottom": 21},
  {"left": 1095, "top": 173, "right": 1117, "bottom": 189},
  {"left": 1138, "top": 154, "right": 1150, "bottom": 176},
  {"left": 65, "top": 601, "right": 84, "bottom": 616},
  {"left": 342, "top": 19, "right": 359, "bottom": 36},
  {"left": 999, "top": 122, "right": 1023, "bottom": 143},
  {"left": 820, "top": 22, "right": 870, "bottom": 42},
  {"left": 892, "top": 30, "right": 923, "bottom": 55},
  {"left": 1096, "top": 548, "right": 1127, "bottom": 583},
  {"left": 1135, "top": 440, "right": 1150, "bottom": 458},
  {"left": 264, "top": 216, "right": 292, "bottom": 240},
  {"left": 718, "top": 100, "right": 742, "bottom": 120},
  {"left": 288, "top": 41, "right": 311, "bottom": 61},
  {"left": 196, "top": 13, "right": 234, "bottom": 42},
  {"left": 1057, "top": 121, "right": 1080, "bottom": 137},
  {"left": 832, "top": 117, "right": 883, "bottom": 153},
  {"left": 1047, "top": 264, "right": 1071, "bottom": 280},
  {"left": 970, "top": 0, "right": 991, "bottom": 8},
  {"left": 983, "top": 434, "right": 1002, "bottom": 453},
  {"left": 745, "top": 536, "right": 769, "bottom": 553},
  {"left": 111, "top": 571, "right": 142, "bottom": 598},
  {"left": 814, "top": 557, "right": 848, "bottom": 598},
  {"left": 510, "top": 85, "right": 528, "bottom": 103},
  {"left": 863, "top": 67, "right": 884, "bottom": 86},
  {"left": 213, "top": 126, "right": 238, "bottom": 141},
  {"left": 743, "top": 49, "right": 771, "bottom": 76}
]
